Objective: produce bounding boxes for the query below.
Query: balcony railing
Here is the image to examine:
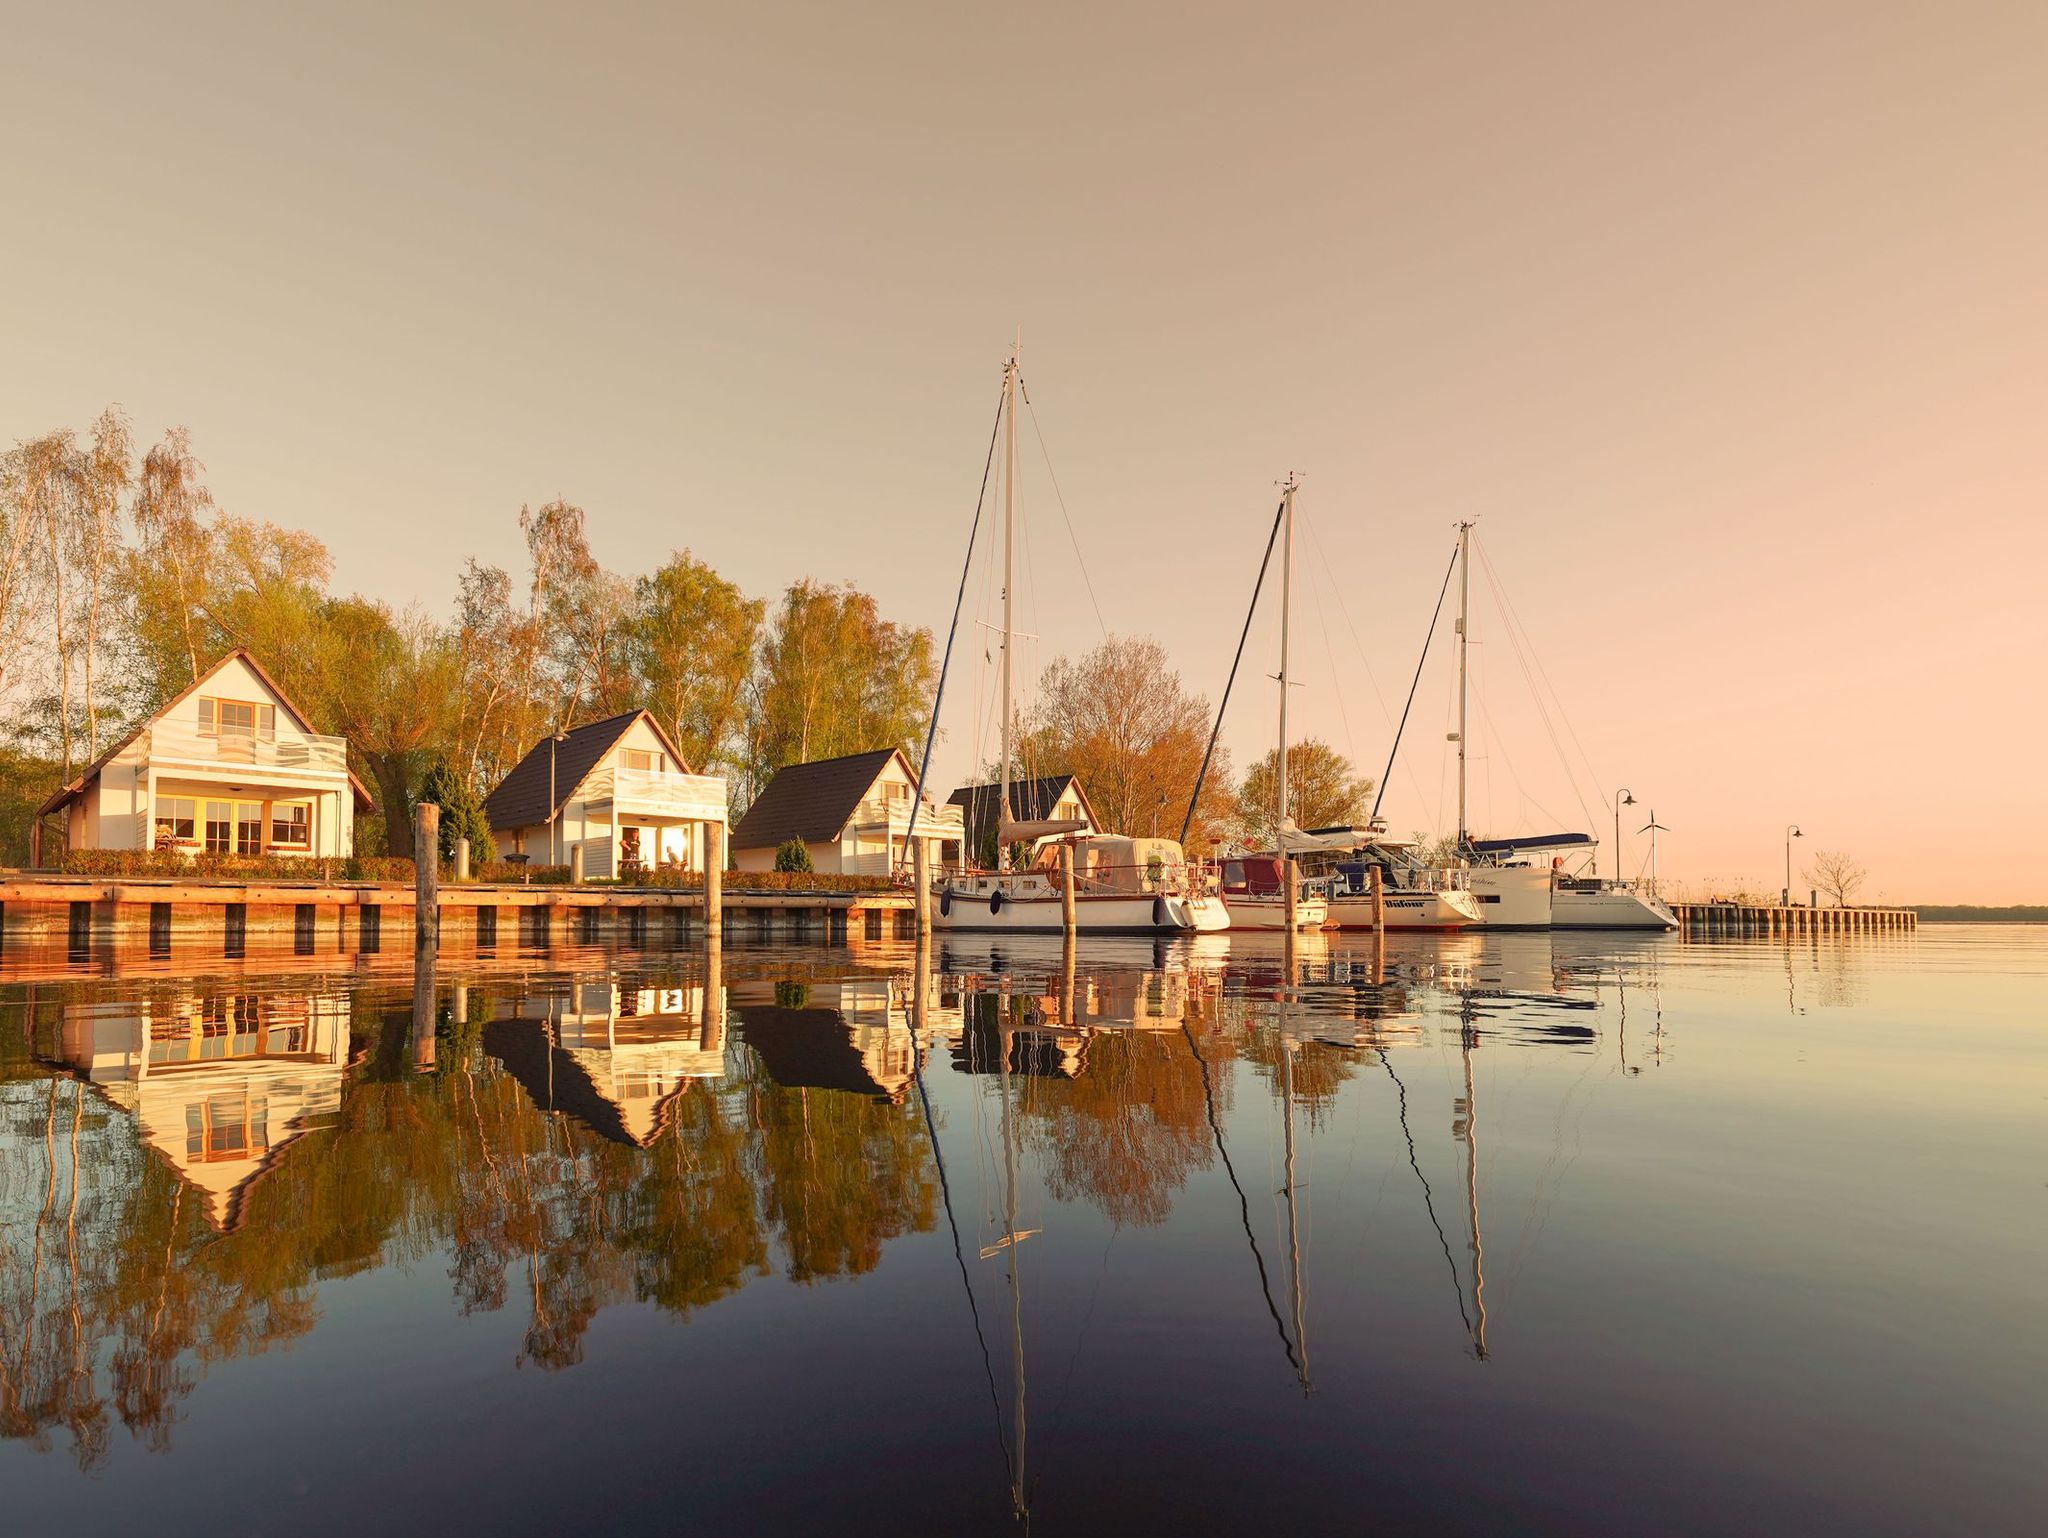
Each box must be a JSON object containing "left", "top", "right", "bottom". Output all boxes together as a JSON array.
[
  {"left": 144, "top": 722, "right": 350, "bottom": 775},
  {"left": 846, "top": 797, "right": 964, "bottom": 835},
  {"left": 585, "top": 766, "right": 729, "bottom": 822}
]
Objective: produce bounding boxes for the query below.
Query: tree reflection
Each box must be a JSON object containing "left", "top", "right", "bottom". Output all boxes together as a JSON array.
[{"left": 0, "top": 966, "right": 940, "bottom": 1456}]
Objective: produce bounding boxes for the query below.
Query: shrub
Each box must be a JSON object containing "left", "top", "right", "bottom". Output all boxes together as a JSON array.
[
  {"left": 773, "top": 838, "right": 815, "bottom": 874},
  {"left": 415, "top": 759, "right": 497, "bottom": 869},
  {"left": 58, "top": 849, "right": 415, "bottom": 884},
  {"left": 478, "top": 860, "right": 571, "bottom": 885}
]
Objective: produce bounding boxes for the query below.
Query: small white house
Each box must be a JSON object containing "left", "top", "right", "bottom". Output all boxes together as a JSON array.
[
  {"left": 730, "top": 748, "right": 963, "bottom": 877},
  {"left": 484, "top": 710, "right": 728, "bottom": 877},
  {"left": 33, "top": 649, "right": 371, "bottom": 863}
]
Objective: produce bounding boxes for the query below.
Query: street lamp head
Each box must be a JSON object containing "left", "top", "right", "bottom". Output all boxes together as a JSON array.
[
  {"left": 1621, "top": 791, "right": 1636, "bottom": 806},
  {"left": 1791, "top": 825, "right": 1802, "bottom": 839}
]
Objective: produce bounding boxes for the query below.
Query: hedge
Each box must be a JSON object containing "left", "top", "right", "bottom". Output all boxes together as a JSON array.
[{"left": 58, "top": 850, "right": 416, "bottom": 883}]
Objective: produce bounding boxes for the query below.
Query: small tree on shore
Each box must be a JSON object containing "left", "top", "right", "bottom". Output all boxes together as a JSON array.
[
  {"left": 416, "top": 759, "right": 496, "bottom": 867},
  {"left": 773, "top": 838, "right": 814, "bottom": 874},
  {"left": 1803, "top": 849, "right": 1867, "bottom": 907}
]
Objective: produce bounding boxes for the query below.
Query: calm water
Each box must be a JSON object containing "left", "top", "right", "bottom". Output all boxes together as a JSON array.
[{"left": 1, "top": 926, "right": 2042, "bottom": 1536}]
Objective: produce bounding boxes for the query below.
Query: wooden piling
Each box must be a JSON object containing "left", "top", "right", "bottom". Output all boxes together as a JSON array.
[
  {"left": 1060, "top": 842, "right": 1077, "bottom": 937},
  {"left": 703, "top": 823, "right": 723, "bottom": 939},
  {"left": 414, "top": 801, "right": 440, "bottom": 949},
  {"left": 1284, "top": 855, "right": 1299, "bottom": 933},
  {"left": 1369, "top": 864, "right": 1385, "bottom": 939},
  {"left": 914, "top": 837, "right": 931, "bottom": 936}
]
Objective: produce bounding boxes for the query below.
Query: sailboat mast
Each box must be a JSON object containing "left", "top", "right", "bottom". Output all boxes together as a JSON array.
[
  {"left": 1277, "top": 475, "right": 1296, "bottom": 835},
  {"left": 999, "top": 348, "right": 1018, "bottom": 871},
  {"left": 1455, "top": 520, "right": 1472, "bottom": 846},
  {"left": 1282, "top": 1036, "right": 1310, "bottom": 1393}
]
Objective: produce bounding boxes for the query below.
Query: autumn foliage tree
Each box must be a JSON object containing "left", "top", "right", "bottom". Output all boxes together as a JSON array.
[
  {"left": 1237, "top": 739, "right": 1372, "bottom": 847},
  {"left": 1021, "top": 635, "right": 1234, "bottom": 845}
]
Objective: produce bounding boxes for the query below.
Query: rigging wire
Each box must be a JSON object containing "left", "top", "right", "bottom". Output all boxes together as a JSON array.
[
  {"left": 1375, "top": 1047, "right": 1476, "bottom": 1340},
  {"left": 1473, "top": 538, "right": 1601, "bottom": 833},
  {"left": 905, "top": 384, "right": 1006, "bottom": 852},
  {"left": 1370, "top": 541, "right": 1461, "bottom": 824},
  {"left": 1020, "top": 377, "right": 1110, "bottom": 642},
  {"left": 904, "top": 985, "right": 1016, "bottom": 1493},
  {"left": 1179, "top": 496, "right": 1287, "bottom": 846},
  {"left": 1181, "top": 1018, "right": 1303, "bottom": 1375}
]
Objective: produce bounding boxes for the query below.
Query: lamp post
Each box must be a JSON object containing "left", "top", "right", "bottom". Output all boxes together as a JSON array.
[
  {"left": 549, "top": 730, "right": 568, "bottom": 864},
  {"left": 1610, "top": 789, "right": 1635, "bottom": 883},
  {"left": 1784, "top": 824, "right": 1802, "bottom": 907}
]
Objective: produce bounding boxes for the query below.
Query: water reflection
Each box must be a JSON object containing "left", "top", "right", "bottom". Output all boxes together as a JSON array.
[{"left": 3, "top": 927, "right": 2040, "bottom": 1538}]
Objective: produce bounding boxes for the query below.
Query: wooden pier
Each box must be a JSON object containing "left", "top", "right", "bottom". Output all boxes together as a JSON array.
[
  {"left": 0, "top": 874, "right": 919, "bottom": 967},
  {"left": 1667, "top": 902, "right": 1917, "bottom": 937}
]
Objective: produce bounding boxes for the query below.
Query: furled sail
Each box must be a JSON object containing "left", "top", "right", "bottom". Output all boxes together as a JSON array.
[{"left": 999, "top": 818, "right": 1091, "bottom": 844}]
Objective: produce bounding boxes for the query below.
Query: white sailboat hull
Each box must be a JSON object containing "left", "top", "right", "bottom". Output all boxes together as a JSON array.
[
  {"left": 1551, "top": 885, "right": 1678, "bottom": 930},
  {"left": 1464, "top": 866, "right": 1556, "bottom": 928},
  {"left": 1325, "top": 890, "right": 1483, "bottom": 930},
  {"left": 933, "top": 878, "right": 1226, "bottom": 934},
  {"left": 1223, "top": 893, "right": 1331, "bottom": 931}
]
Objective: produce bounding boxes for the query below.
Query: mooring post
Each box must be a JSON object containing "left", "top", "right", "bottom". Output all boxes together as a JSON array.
[
  {"left": 1060, "top": 842, "right": 1077, "bottom": 937},
  {"left": 1369, "top": 864, "right": 1385, "bottom": 939},
  {"left": 704, "top": 822, "right": 723, "bottom": 940},
  {"left": 1284, "top": 855, "right": 1299, "bottom": 933},
  {"left": 411, "top": 939, "right": 437, "bottom": 1068},
  {"left": 414, "top": 801, "right": 440, "bottom": 950},
  {"left": 569, "top": 841, "right": 585, "bottom": 885},
  {"left": 454, "top": 835, "right": 470, "bottom": 883},
  {"left": 914, "top": 836, "right": 931, "bottom": 937}
]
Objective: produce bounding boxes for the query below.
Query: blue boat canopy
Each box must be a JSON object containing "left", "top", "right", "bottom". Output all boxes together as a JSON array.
[{"left": 1463, "top": 831, "right": 1595, "bottom": 856}]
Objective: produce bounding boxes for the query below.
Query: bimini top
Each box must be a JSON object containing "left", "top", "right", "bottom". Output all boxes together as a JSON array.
[{"left": 1463, "top": 831, "right": 1595, "bottom": 857}]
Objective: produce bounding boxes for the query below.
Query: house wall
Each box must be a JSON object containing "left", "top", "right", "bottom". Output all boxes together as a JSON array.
[
  {"left": 65, "top": 655, "right": 355, "bottom": 857},
  {"left": 542, "top": 718, "right": 715, "bottom": 877}
]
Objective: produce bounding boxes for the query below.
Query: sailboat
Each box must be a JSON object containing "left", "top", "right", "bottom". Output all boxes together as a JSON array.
[
  {"left": 1223, "top": 476, "right": 1329, "bottom": 932},
  {"left": 1441, "top": 522, "right": 1677, "bottom": 932},
  {"left": 932, "top": 345, "right": 1228, "bottom": 935}
]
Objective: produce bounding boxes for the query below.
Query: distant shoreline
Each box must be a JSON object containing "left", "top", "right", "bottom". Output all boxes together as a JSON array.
[{"left": 1911, "top": 906, "right": 2048, "bottom": 924}]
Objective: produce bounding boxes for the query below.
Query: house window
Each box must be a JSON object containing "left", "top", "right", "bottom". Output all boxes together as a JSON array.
[
  {"left": 270, "top": 802, "right": 311, "bottom": 849},
  {"left": 622, "top": 749, "right": 665, "bottom": 773},
  {"left": 205, "top": 799, "right": 264, "bottom": 855},
  {"left": 199, "top": 698, "right": 276, "bottom": 740},
  {"left": 156, "top": 797, "right": 197, "bottom": 844}
]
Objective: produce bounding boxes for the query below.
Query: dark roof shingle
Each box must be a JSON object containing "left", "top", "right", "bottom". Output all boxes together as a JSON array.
[
  {"left": 483, "top": 712, "right": 646, "bottom": 831},
  {"left": 729, "top": 748, "right": 903, "bottom": 851}
]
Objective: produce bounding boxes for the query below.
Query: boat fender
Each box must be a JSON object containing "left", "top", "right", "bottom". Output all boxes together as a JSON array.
[
  {"left": 938, "top": 890, "right": 951, "bottom": 918},
  {"left": 1152, "top": 895, "right": 1166, "bottom": 927},
  {"left": 989, "top": 889, "right": 1004, "bottom": 915}
]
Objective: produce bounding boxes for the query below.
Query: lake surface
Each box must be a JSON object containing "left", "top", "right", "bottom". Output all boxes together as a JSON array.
[{"left": 2, "top": 925, "right": 2042, "bottom": 1536}]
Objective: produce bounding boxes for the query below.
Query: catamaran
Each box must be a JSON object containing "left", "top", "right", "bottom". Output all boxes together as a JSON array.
[
  {"left": 1440, "top": 522, "right": 1677, "bottom": 932},
  {"left": 930, "top": 346, "right": 1227, "bottom": 935}
]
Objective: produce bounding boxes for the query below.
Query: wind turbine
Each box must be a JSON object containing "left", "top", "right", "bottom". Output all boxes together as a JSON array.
[{"left": 1637, "top": 811, "right": 1670, "bottom": 893}]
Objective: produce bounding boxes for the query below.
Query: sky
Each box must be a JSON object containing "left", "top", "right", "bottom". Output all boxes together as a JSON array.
[{"left": 5, "top": 1, "right": 2045, "bottom": 902}]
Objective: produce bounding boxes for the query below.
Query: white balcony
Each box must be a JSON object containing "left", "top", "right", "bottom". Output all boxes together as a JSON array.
[
  {"left": 585, "top": 766, "right": 729, "bottom": 824},
  {"left": 845, "top": 796, "right": 964, "bottom": 840},
  {"left": 144, "top": 722, "right": 351, "bottom": 776}
]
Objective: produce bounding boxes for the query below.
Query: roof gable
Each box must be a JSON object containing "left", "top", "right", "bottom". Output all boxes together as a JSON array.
[
  {"left": 482, "top": 711, "right": 684, "bottom": 832},
  {"left": 35, "top": 648, "right": 374, "bottom": 817},
  {"left": 729, "top": 748, "right": 911, "bottom": 850}
]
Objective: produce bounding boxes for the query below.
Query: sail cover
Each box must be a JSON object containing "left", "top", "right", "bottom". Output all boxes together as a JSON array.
[
  {"left": 999, "top": 818, "right": 1092, "bottom": 844},
  {"left": 1463, "top": 831, "right": 1595, "bottom": 857}
]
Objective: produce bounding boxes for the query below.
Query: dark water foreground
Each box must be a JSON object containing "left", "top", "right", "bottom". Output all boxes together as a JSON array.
[{"left": 1, "top": 927, "right": 2041, "bottom": 1536}]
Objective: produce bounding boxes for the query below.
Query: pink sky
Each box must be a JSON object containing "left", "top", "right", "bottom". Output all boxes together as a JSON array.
[{"left": 4, "top": 2, "right": 2043, "bottom": 901}]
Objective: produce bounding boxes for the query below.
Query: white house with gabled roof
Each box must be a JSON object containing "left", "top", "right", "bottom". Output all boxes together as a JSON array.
[{"left": 32, "top": 649, "right": 372, "bottom": 864}]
